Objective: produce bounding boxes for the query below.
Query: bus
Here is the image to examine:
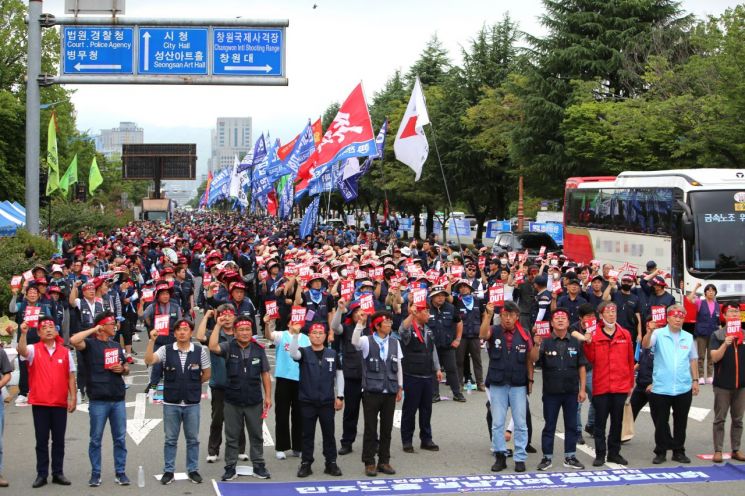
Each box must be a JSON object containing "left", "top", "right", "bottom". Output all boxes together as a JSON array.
[{"left": 563, "top": 169, "right": 745, "bottom": 304}]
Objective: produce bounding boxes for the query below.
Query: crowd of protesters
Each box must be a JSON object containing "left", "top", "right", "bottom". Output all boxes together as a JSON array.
[{"left": 0, "top": 210, "right": 743, "bottom": 488}]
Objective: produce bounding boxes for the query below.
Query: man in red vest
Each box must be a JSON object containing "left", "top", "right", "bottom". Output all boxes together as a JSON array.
[{"left": 17, "top": 315, "right": 77, "bottom": 488}]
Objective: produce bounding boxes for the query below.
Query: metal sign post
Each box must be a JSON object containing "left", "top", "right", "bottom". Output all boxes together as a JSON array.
[{"left": 24, "top": 3, "right": 289, "bottom": 234}]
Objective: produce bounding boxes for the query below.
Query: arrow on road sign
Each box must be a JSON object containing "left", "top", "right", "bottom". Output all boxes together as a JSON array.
[
  {"left": 127, "top": 393, "right": 161, "bottom": 445},
  {"left": 142, "top": 31, "right": 151, "bottom": 71},
  {"left": 74, "top": 63, "right": 123, "bottom": 71},
  {"left": 223, "top": 64, "right": 273, "bottom": 72}
]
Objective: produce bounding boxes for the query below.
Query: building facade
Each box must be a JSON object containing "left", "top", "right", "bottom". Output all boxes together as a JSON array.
[
  {"left": 94, "top": 121, "right": 144, "bottom": 160},
  {"left": 208, "top": 117, "right": 252, "bottom": 173}
]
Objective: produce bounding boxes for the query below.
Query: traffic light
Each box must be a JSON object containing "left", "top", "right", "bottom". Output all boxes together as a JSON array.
[
  {"left": 75, "top": 183, "right": 87, "bottom": 202},
  {"left": 39, "top": 169, "right": 49, "bottom": 207}
]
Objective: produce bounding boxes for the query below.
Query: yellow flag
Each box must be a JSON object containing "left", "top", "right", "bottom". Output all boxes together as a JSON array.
[
  {"left": 45, "top": 114, "right": 59, "bottom": 195},
  {"left": 89, "top": 156, "right": 103, "bottom": 194}
]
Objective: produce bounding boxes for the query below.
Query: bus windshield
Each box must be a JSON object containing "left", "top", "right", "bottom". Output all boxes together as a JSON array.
[{"left": 689, "top": 190, "right": 745, "bottom": 273}]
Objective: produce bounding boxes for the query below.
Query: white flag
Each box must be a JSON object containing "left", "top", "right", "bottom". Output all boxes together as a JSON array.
[
  {"left": 394, "top": 77, "right": 430, "bottom": 181},
  {"left": 228, "top": 155, "right": 241, "bottom": 198},
  {"left": 341, "top": 157, "right": 361, "bottom": 180}
]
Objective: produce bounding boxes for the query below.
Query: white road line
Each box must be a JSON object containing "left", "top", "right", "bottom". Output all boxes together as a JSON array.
[
  {"left": 263, "top": 420, "right": 274, "bottom": 447},
  {"left": 639, "top": 405, "right": 710, "bottom": 422},
  {"left": 393, "top": 409, "right": 402, "bottom": 429},
  {"left": 555, "top": 432, "right": 625, "bottom": 469}
]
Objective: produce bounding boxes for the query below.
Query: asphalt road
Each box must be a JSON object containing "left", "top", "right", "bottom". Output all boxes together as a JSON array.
[{"left": 2, "top": 325, "right": 743, "bottom": 496}]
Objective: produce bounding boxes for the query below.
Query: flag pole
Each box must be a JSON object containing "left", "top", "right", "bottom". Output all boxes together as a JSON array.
[{"left": 424, "top": 124, "right": 462, "bottom": 249}]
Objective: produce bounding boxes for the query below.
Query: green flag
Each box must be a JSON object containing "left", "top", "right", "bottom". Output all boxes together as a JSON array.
[
  {"left": 45, "top": 114, "right": 59, "bottom": 195},
  {"left": 89, "top": 156, "right": 103, "bottom": 194},
  {"left": 59, "top": 154, "right": 78, "bottom": 197}
]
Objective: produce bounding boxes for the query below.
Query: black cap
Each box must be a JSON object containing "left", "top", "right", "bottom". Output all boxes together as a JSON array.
[{"left": 646, "top": 260, "right": 657, "bottom": 270}]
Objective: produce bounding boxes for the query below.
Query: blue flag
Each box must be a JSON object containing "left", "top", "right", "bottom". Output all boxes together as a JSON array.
[
  {"left": 207, "top": 167, "right": 231, "bottom": 206},
  {"left": 252, "top": 135, "right": 274, "bottom": 200},
  {"left": 299, "top": 195, "right": 321, "bottom": 239},
  {"left": 278, "top": 122, "right": 315, "bottom": 178},
  {"left": 338, "top": 120, "right": 388, "bottom": 203},
  {"left": 264, "top": 138, "right": 283, "bottom": 184}
]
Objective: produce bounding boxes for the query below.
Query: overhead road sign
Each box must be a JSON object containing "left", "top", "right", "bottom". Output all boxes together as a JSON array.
[
  {"left": 61, "top": 26, "right": 134, "bottom": 74},
  {"left": 122, "top": 144, "right": 197, "bottom": 180},
  {"left": 49, "top": 16, "right": 288, "bottom": 86},
  {"left": 65, "top": 0, "right": 126, "bottom": 15},
  {"left": 138, "top": 27, "right": 208, "bottom": 75}
]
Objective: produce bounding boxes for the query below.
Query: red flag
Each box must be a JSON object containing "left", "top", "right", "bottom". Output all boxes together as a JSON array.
[
  {"left": 294, "top": 118, "right": 324, "bottom": 195},
  {"left": 267, "top": 189, "right": 278, "bottom": 216}
]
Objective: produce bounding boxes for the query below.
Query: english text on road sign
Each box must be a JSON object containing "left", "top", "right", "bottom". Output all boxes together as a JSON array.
[
  {"left": 138, "top": 27, "right": 208, "bottom": 75},
  {"left": 62, "top": 26, "right": 134, "bottom": 74},
  {"left": 212, "top": 28, "right": 284, "bottom": 76}
]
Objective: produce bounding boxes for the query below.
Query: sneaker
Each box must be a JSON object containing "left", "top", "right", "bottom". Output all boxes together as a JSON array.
[
  {"left": 252, "top": 464, "right": 270, "bottom": 479},
  {"left": 526, "top": 444, "right": 537, "bottom": 454},
  {"left": 653, "top": 453, "right": 666, "bottom": 464},
  {"left": 275, "top": 451, "right": 287, "bottom": 460},
  {"left": 290, "top": 450, "right": 301, "bottom": 458},
  {"left": 453, "top": 394, "right": 467, "bottom": 403},
  {"left": 0, "top": 475, "right": 8, "bottom": 487},
  {"left": 88, "top": 474, "right": 102, "bottom": 487},
  {"left": 698, "top": 377, "right": 705, "bottom": 385},
  {"left": 206, "top": 454, "right": 218, "bottom": 463},
  {"left": 221, "top": 467, "right": 237, "bottom": 481},
  {"left": 297, "top": 462, "right": 312, "bottom": 478},
  {"left": 564, "top": 456, "right": 585, "bottom": 469},
  {"left": 671, "top": 452, "right": 690, "bottom": 464},
  {"left": 114, "top": 473, "right": 130, "bottom": 486},
  {"left": 706, "top": 376, "right": 714, "bottom": 384},
  {"left": 187, "top": 471, "right": 203, "bottom": 484},
  {"left": 132, "top": 333, "right": 141, "bottom": 342},
  {"left": 505, "top": 448, "right": 514, "bottom": 458},
  {"left": 324, "top": 462, "right": 342, "bottom": 476},
  {"left": 160, "top": 472, "right": 175, "bottom": 485},
  {"left": 607, "top": 454, "right": 628, "bottom": 465},
  {"left": 593, "top": 456, "right": 605, "bottom": 467},
  {"left": 14, "top": 394, "right": 28, "bottom": 406},
  {"left": 515, "top": 461, "right": 526, "bottom": 472},
  {"left": 537, "top": 457, "right": 553, "bottom": 471},
  {"left": 432, "top": 395, "right": 441, "bottom": 403},
  {"left": 238, "top": 453, "right": 249, "bottom": 461},
  {"left": 338, "top": 445, "right": 353, "bottom": 455},
  {"left": 491, "top": 453, "right": 507, "bottom": 472}
]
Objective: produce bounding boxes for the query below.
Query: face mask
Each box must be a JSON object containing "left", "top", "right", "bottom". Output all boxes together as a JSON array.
[
  {"left": 550, "top": 259, "right": 558, "bottom": 266},
  {"left": 500, "top": 259, "right": 508, "bottom": 265},
  {"left": 309, "top": 288, "right": 323, "bottom": 303},
  {"left": 461, "top": 294, "right": 474, "bottom": 309},
  {"left": 621, "top": 284, "right": 632, "bottom": 291},
  {"left": 340, "top": 269, "right": 348, "bottom": 277}
]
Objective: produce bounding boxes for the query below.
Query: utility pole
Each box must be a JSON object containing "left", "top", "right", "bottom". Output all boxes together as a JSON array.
[
  {"left": 517, "top": 175, "right": 524, "bottom": 232},
  {"left": 25, "top": 0, "right": 43, "bottom": 234}
]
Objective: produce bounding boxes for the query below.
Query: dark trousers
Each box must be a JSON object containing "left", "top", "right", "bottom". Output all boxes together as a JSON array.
[
  {"left": 208, "top": 388, "right": 245, "bottom": 456},
  {"left": 340, "top": 377, "right": 362, "bottom": 447},
  {"left": 433, "top": 347, "right": 459, "bottom": 397},
  {"left": 274, "top": 377, "right": 302, "bottom": 452},
  {"left": 456, "top": 337, "right": 483, "bottom": 386},
  {"left": 649, "top": 390, "right": 692, "bottom": 455},
  {"left": 630, "top": 384, "right": 651, "bottom": 420},
  {"left": 401, "top": 374, "right": 433, "bottom": 446},
  {"left": 76, "top": 350, "right": 87, "bottom": 393},
  {"left": 32, "top": 405, "right": 67, "bottom": 477},
  {"left": 542, "top": 393, "right": 578, "bottom": 456},
  {"left": 361, "top": 392, "right": 396, "bottom": 466},
  {"left": 300, "top": 401, "right": 337, "bottom": 465},
  {"left": 592, "top": 393, "right": 626, "bottom": 457},
  {"left": 19, "top": 360, "right": 29, "bottom": 396}
]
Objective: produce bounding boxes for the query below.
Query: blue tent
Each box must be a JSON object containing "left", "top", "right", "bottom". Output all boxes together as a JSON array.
[
  {"left": 5, "top": 202, "right": 25, "bottom": 219},
  {"left": 0, "top": 214, "right": 17, "bottom": 236},
  {"left": 0, "top": 203, "right": 23, "bottom": 226}
]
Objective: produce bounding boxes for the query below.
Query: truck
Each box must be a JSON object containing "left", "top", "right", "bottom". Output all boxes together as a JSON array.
[{"left": 140, "top": 198, "right": 173, "bottom": 222}]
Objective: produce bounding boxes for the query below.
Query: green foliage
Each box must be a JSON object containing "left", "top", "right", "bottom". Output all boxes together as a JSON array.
[
  {"left": 0, "top": 229, "right": 55, "bottom": 315},
  {"left": 41, "top": 198, "right": 131, "bottom": 235}
]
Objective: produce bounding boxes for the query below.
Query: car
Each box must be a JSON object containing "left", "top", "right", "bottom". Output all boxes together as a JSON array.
[{"left": 491, "top": 231, "right": 561, "bottom": 257}]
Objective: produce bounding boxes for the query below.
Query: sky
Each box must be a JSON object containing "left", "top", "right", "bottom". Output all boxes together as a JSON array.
[{"left": 40, "top": 0, "right": 739, "bottom": 181}]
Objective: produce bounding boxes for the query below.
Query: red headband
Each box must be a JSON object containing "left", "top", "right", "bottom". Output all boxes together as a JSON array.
[
  {"left": 176, "top": 321, "right": 193, "bottom": 330},
  {"left": 372, "top": 315, "right": 389, "bottom": 328},
  {"left": 668, "top": 310, "right": 685, "bottom": 318},
  {"left": 219, "top": 309, "right": 236, "bottom": 316},
  {"left": 552, "top": 310, "right": 569, "bottom": 319},
  {"left": 98, "top": 316, "right": 116, "bottom": 325},
  {"left": 235, "top": 320, "right": 253, "bottom": 330}
]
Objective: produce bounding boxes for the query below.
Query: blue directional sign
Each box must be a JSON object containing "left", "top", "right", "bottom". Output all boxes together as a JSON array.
[
  {"left": 529, "top": 221, "right": 564, "bottom": 245},
  {"left": 138, "top": 27, "right": 208, "bottom": 74},
  {"left": 486, "top": 220, "right": 512, "bottom": 238},
  {"left": 213, "top": 29, "right": 284, "bottom": 76},
  {"left": 62, "top": 26, "right": 134, "bottom": 74}
]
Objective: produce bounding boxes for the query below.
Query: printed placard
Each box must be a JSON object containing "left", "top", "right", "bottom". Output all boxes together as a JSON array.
[
  {"left": 10, "top": 275, "right": 22, "bottom": 289},
  {"left": 290, "top": 306, "right": 306, "bottom": 325},
  {"left": 202, "top": 273, "right": 212, "bottom": 285},
  {"left": 608, "top": 269, "right": 619, "bottom": 281},
  {"left": 551, "top": 278, "right": 562, "bottom": 293},
  {"left": 489, "top": 284, "right": 504, "bottom": 306},
  {"left": 590, "top": 259, "right": 601, "bottom": 267},
  {"left": 24, "top": 306, "right": 41, "bottom": 328},
  {"left": 330, "top": 271, "right": 339, "bottom": 282},
  {"left": 340, "top": 279, "right": 354, "bottom": 300},
  {"left": 450, "top": 265, "right": 463, "bottom": 278},
  {"left": 321, "top": 266, "right": 331, "bottom": 278},
  {"left": 514, "top": 271, "right": 525, "bottom": 284},
  {"left": 23, "top": 269, "right": 34, "bottom": 281},
  {"left": 372, "top": 266, "right": 385, "bottom": 281},
  {"left": 426, "top": 269, "right": 440, "bottom": 283},
  {"left": 652, "top": 305, "right": 667, "bottom": 325},
  {"left": 360, "top": 293, "right": 375, "bottom": 315},
  {"left": 412, "top": 288, "right": 428, "bottom": 308},
  {"left": 535, "top": 321, "right": 551, "bottom": 337},
  {"left": 154, "top": 314, "right": 170, "bottom": 336},
  {"left": 298, "top": 265, "right": 312, "bottom": 280},
  {"left": 478, "top": 256, "right": 486, "bottom": 270},
  {"left": 255, "top": 255, "right": 265, "bottom": 266},
  {"left": 265, "top": 300, "right": 279, "bottom": 320},
  {"left": 142, "top": 288, "right": 155, "bottom": 303},
  {"left": 103, "top": 348, "right": 120, "bottom": 370},
  {"left": 539, "top": 246, "right": 546, "bottom": 257},
  {"left": 508, "top": 251, "right": 516, "bottom": 264},
  {"left": 726, "top": 319, "right": 742, "bottom": 342},
  {"left": 585, "top": 317, "right": 597, "bottom": 335},
  {"left": 354, "top": 270, "right": 368, "bottom": 280}
]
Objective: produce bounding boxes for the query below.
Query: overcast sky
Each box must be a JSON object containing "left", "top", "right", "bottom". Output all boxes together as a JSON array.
[{"left": 41, "top": 0, "right": 738, "bottom": 177}]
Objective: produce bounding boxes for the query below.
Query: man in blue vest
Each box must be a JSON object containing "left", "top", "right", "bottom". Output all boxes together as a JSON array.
[
  {"left": 480, "top": 300, "right": 533, "bottom": 473},
  {"left": 429, "top": 285, "right": 465, "bottom": 402},
  {"left": 289, "top": 322, "right": 344, "bottom": 477},
  {"left": 642, "top": 303, "right": 699, "bottom": 464},
  {"left": 209, "top": 316, "right": 272, "bottom": 482},
  {"left": 70, "top": 311, "right": 130, "bottom": 487},
  {"left": 145, "top": 319, "right": 211, "bottom": 485}
]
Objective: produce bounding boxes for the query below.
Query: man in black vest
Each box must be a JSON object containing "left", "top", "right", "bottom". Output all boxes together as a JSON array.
[
  {"left": 209, "top": 316, "right": 272, "bottom": 482},
  {"left": 70, "top": 311, "right": 130, "bottom": 486},
  {"left": 141, "top": 281, "right": 183, "bottom": 392},
  {"left": 145, "top": 319, "right": 211, "bottom": 485},
  {"left": 480, "top": 300, "right": 533, "bottom": 473},
  {"left": 400, "top": 300, "right": 442, "bottom": 454},
  {"left": 352, "top": 310, "right": 402, "bottom": 477},
  {"left": 428, "top": 285, "right": 465, "bottom": 402},
  {"left": 69, "top": 280, "right": 105, "bottom": 402},
  {"left": 295, "top": 274, "right": 336, "bottom": 343},
  {"left": 528, "top": 308, "right": 587, "bottom": 471},
  {"left": 332, "top": 299, "right": 364, "bottom": 455},
  {"left": 290, "top": 322, "right": 344, "bottom": 478},
  {"left": 454, "top": 279, "right": 485, "bottom": 391}
]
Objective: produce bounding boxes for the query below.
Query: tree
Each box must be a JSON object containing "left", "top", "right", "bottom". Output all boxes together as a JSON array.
[{"left": 406, "top": 34, "right": 451, "bottom": 86}]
